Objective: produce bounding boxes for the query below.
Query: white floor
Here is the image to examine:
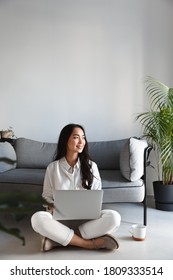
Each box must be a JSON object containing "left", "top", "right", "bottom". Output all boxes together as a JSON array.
[{"left": 0, "top": 197, "right": 173, "bottom": 260}]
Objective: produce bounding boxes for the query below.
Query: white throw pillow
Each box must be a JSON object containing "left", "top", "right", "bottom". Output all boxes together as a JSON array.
[
  {"left": 0, "top": 142, "right": 16, "bottom": 173},
  {"left": 120, "top": 137, "right": 148, "bottom": 181}
]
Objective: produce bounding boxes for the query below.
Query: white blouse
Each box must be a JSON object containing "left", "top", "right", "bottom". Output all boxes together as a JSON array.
[{"left": 42, "top": 157, "right": 102, "bottom": 204}]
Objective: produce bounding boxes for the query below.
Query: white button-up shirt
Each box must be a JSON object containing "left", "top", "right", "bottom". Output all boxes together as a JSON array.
[{"left": 42, "top": 157, "right": 102, "bottom": 203}]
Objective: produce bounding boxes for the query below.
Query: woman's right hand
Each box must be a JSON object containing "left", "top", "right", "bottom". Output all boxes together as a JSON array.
[{"left": 47, "top": 204, "right": 54, "bottom": 215}]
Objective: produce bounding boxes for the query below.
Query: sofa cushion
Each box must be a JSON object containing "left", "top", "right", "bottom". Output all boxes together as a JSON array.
[
  {"left": 100, "top": 170, "right": 144, "bottom": 203},
  {"left": 88, "top": 139, "right": 128, "bottom": 170},
  {"left": 120, "top": 137, "right": 148, "bottom": 181},
  {"left": 0, "top": 142, "right": 17, "bottom": 173},
  {"left": 0, "top": 168, "right": 45, "bottom": 185},
  {"left": 100, "top": 170, "right": 144, "bottom": 188},
  {"left": 15, "top": 138, "right": 57, "bottom": 168}
]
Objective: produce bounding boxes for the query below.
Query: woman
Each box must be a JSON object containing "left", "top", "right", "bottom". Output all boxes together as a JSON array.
[{"left": 31, "top": 124, "right": 121, "bottom": 251}]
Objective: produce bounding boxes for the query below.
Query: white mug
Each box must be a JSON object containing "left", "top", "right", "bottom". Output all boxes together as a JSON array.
[{"left": 130, "top": 224, "right": 146, "bottom": 241}]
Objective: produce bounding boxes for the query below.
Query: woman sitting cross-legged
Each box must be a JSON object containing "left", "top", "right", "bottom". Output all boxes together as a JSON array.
[{"left": 31, "top": 123, "right": 121, "bottom": 251}]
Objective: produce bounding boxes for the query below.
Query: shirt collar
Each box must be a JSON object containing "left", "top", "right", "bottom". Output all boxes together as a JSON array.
[{"left": 60, "top": 157, "right": 80, "bottom": 173}]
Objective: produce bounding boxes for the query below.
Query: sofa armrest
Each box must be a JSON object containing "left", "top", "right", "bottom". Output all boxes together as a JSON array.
[
  {"left": 143, "top": 145, "right": 153, "bottom": 225},
  {"left": 143, "top": 145, "right": 153, "bottom": 186}
]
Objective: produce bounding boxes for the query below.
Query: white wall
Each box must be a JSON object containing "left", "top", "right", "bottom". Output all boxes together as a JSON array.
[
  {"left": 144, "top": 0, "right": 173, "bottom": 86},
  {"left": 0, "top": 0, "right": 173, "bottom": 194},
  {"left": 0, "top": 0, "right": 146, "bottom": 142}
]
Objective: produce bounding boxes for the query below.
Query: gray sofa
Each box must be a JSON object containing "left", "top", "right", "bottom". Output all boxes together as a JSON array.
[{"left": 0, "top": 137, "right": 151, "bottom": 225}]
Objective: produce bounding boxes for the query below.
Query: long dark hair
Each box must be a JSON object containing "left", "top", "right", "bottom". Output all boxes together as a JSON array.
[{"left": 54, "top": 123, "right": 93, "bottom": 189}]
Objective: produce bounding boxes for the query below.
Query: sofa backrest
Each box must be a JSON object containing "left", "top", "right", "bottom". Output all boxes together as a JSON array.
[
  {"left": 88, "top": 139, "right": 128, "bottom": 170},
  {"left": 14, "top": 137, "right": 128, "bottom": 170},
  {"left": 15, "top": 138, "right": 57, "bottom": 169}
]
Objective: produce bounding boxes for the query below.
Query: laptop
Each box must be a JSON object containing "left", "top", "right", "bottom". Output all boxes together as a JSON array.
[{"left": 53, "top": 189, "right": 103, "bottom": 220}]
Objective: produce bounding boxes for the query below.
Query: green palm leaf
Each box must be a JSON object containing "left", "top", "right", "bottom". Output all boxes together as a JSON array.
[
  {"left": 0, "top": 192, "right": 50, "bottom": 244},
  {"left": 136, "top": 76, "right": 173, "bottom": 184},
  {"left": 0, "top": 222, "right": 25, "bottom": 245}
]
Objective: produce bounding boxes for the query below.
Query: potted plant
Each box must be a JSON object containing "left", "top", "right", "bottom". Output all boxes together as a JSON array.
[
  {"left": 0, "top": 126, "right": 15, "bottom": 139},
  {"left": 136, "top": 76, "right": 173, "bottom": 211}
]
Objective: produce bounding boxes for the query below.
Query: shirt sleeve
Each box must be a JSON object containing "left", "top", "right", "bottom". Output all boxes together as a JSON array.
[
  {"left": 42, "top": 164, "right": 54, "bottom": 204},
  {"left": 91, "top": 161, "right": 102, "bottom": 190}
]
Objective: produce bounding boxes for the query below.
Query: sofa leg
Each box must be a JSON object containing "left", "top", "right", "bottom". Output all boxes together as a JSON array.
[{"left": 143, "top": 198, "right": 147, "bottom": 226}]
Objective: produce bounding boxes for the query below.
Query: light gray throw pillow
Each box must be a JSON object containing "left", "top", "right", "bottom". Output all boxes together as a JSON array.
[
  {"left": 120, "top": 137, "right": 148, "bottom": 181},
  {"left": 0, "top": 142, "right": 17, "bottom": 173}
]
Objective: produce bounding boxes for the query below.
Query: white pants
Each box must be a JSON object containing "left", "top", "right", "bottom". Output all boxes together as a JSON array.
[{"left": 31, "top": 209, "right": 121, "bottom": 246}]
